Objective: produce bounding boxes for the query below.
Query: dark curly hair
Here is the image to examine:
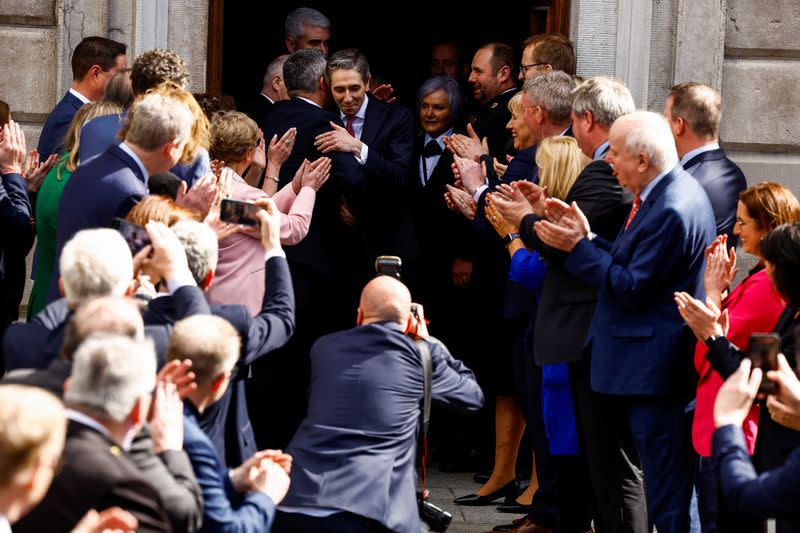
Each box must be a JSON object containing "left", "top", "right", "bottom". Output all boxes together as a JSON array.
[{"left": 131, "top": 49, "right": 189, "bottom": 95}]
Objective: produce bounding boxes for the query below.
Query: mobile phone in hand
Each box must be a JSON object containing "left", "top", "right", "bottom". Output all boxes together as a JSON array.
[
  {"left": 747, "top": 332, "right": 781, "bottom": 394},
  {"left": 112, "top": 217, "right": 151, "bottom": 255},
  {"left": 220, "top": 198, "right": 260, "bottom": 227}
]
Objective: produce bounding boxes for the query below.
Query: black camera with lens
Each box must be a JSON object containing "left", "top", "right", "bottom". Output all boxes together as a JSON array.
[
  {"left": 375, "top": 255, "right": 402, "bottom": 280},
  {"left": 418, "top": 497, "right": 452, "bottom": 532}
]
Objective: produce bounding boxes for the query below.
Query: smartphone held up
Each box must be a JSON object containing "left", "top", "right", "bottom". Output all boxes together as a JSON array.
[
  {"left": 220, "top": 198, "right": 261, "bottom": 227},
  {"left": 747, "top": 332, "right": 781, "bottom": 394}
]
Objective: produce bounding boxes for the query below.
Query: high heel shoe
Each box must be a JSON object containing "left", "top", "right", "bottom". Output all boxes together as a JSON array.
[{"left": 453, "top": 479, "right": 519, "bottom": 506}]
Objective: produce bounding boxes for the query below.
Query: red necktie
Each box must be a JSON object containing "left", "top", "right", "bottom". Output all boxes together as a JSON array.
[
  {"left": 345, "top": 115, "right": 355, "bottom": 137},
  {"left": 624, "top": 196, "right": 642, "bottom": 231}
]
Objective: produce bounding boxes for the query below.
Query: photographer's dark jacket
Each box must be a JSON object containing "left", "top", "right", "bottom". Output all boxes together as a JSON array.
[{"left": 281, "top": 321, "right": 483, "bottom": 533}]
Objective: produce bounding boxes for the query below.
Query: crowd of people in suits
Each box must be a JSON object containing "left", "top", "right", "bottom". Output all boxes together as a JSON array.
[{"left": 2, "top": 5, "right": 800, "bottom": 533}]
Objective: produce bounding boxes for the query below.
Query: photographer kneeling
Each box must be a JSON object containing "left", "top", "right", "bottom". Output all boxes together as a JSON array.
[{"left": 273, "top": 275, "right": 484, "bottom": 533}]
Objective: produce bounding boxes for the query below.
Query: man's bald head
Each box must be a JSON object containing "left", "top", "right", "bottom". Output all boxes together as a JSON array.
[{"left": 358, "top": 276, "right": 412, "bottom": 326}]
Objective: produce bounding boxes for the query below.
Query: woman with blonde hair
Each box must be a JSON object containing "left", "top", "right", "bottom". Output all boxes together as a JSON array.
[{"left": 28, "top": 101, "right": 123, "bottom": 317}]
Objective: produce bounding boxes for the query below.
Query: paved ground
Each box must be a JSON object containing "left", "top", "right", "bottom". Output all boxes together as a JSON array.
[{"left": 424, "top": 468, "right": 526, "bottom": 533}]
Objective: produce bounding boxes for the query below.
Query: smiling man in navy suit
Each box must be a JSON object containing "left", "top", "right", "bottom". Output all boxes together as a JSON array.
[
  {"left": 37, "top": 36, "right": 127, "bottom": 159},
  {"left": 665, "top": 82, "right": 747, "bottom": 245},
  {"left": 534, "top": 111, "right": 716, "bottom": 533}
]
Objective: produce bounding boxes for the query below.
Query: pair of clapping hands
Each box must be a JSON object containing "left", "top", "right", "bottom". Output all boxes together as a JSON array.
[
  {"left": 228, "top": 449, "right": 293, "bottom": 504},
  {"left": 0, "top": 119, "right": 60, "bottom": 191}
]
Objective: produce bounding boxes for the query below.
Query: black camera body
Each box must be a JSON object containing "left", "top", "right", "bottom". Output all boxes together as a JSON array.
[
  {"left": 375, "top": 255, "right": 402, "bottom": 280},
  {"left": 419, "top": 498, "right": 452, "bottom": 532}
]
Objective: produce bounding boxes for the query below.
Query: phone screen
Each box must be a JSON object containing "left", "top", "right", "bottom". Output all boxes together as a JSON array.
[
  {"left": 747, "top": 332, "right": 781, "bottom": 394},
  {"left": 112, "top": 218, "right": 151, "bottom": 255},
  {"left": 220, "top": 199, "right": 260, "bottom": 227}
]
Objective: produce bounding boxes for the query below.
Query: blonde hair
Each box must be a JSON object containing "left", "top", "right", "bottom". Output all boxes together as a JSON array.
[
  {"left": 508, "top": 92, "right": 523, "bottom": 114},
  {"left": 166, "top": 315, "right": 240, "bottom": 385},
  {"left": 536, "top": 136, "right": 587, "bottom": 200},
  {"left": 64, "top": 101, "right": 124, "bottom": 172},
  {"left": 210, "top": 110, "right": 259, "bottom": 164},
  {"left": 0, "top": 385, "right": 66, "bottom": 489}
]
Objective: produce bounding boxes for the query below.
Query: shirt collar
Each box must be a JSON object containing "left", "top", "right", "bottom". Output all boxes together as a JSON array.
[
  {"left": 680, "top": 142, "right": 719, "bottom": 165},
  {"left": 340, "top": 95, "right": 369, "bottom": 122},
  {"left": 119, "top": 142, "right": 149, "bottom": 183},
  {"left": 67, "top": 408, "right": 113, "bottom": 440},
  {"left": 424, "top": 127, "right": 454, "bottom": 152},
  {"left": 593, "top": 141, "right": 610, "bottom": 161},
  {"left": 69, "top": 88, "right": 91, "bottom": 104},
  {"left": 639, "top": 165, "right": 674, "bottom": 203},
  {"left": 261, "top": 93, "right": 275, "bottom": 105},
  {"left": 295, "top": 96, "right": 321, "bottom": 109},
  {"left": 0, "top": 515, "right": 9, "bottom": 533}
]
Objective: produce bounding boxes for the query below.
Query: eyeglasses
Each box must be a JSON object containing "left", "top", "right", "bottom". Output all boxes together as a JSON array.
[
  {"left": 519, "top": 63, "right": 549, "bottom": 75},
  {"left": 735, "top": 218, "right": 750, "bottom": 228}
]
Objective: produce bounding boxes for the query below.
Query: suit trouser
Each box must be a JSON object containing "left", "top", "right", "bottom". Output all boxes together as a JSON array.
[{"left": 273, "top": 510, "right": 392, "bottom": 533}]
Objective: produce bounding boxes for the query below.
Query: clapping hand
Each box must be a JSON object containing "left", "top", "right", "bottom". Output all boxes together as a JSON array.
[
  {"left": 444, "top": 184, "right": 476, "bottom": 220},
  {"left": 485, "top": 197, "right": 517, "bottom": 238},
  {"left": 301, "top": 157, "right": 331, "bottom": 191},
  {"left": 451, "top": 155, "right": 486, "bottom": 196},
  {"left": 371, "top": 83, "right": 396, "bottom": 104},
  {"left": 267, "top": 127, "right": 297, "bottom": 168},
  {"left": 704, "top": 235, "right": 737, "bottom": 309},
  {"left": 493, "top": 156, "right": 511, "bottom": 179},
  {"left": 674, "top": 292, "right": 729, "bottom": 341},
  {"left": 71, "top": 507, "right": 138, "bottom": 533},
  {"left": 487, "top": 183, "right": 533, "bottom": 228},
  {"left": 0, "top": 120, "right": 26, "bottom": 175},
  {"left": 22, "top": 150, "right": 59, "bottom": 192},
  {"left": 443, "top": 124, "right": 488, "bottom": 162}
]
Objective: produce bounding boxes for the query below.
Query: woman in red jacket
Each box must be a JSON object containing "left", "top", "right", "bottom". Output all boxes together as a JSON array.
[{"left": 677, "top": 182, "right": 800, "bottom": 533}]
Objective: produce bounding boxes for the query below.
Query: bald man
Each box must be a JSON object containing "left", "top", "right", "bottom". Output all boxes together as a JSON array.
[{"left": 273, "top": 276, "right": 484, "bottom": 533}]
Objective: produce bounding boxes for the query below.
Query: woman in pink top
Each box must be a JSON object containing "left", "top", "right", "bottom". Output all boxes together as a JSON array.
[
  {"left": 206, "top": 111, "right": 330, "bottom": 315},
  {"left": 677, "top": 182, "right": 799, "bottom": 532}
]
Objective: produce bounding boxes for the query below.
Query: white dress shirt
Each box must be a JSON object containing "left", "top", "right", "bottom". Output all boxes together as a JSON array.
[
  {"left": 419, "top": 128, "right": 453, "bottom": 186},
  {"left": 340, "top": 97, "right": 370, "bottom": 164}
]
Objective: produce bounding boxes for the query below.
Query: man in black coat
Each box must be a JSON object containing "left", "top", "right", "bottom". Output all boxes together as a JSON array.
[{"left": 665, "top": 82, "right": 747, "bottom": 245}]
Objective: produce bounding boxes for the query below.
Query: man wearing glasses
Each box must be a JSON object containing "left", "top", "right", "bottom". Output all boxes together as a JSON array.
[{"left": 519, "top": 34, "right": 577, "bottom": 81}]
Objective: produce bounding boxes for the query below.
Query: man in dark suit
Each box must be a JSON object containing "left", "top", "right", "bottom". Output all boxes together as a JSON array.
[
  {"left": 534, "top": 111, "right": 716, "bottom": 533},
  {"left": 14, "top": 335, "right": 170, "bottom": 532},
  {"left": 144, "top": 212, "right": 295, "bottom": 468},
  {"left": 257, "top": 48, "right": 364, "bottom": 448},
  {"left": 665, "top": 82, "right": 747, "bottom": 245},
  {"left": 47, "top": 90, "right": 197, "bottom": 303},
  {"left": 38, "top": 36, "right": 127, "bottom": 159},
  {"left": 273, "top": 275, "right": 484, "bottom": 533},
  {"left": 3, "top": 295, "right": 204, "bottom": 533},
  {"left": 168, "top": 314, "right": 291, "bottom": 532},
  {"left": 467, "top": 42, "right": 518, "bottom": 161},
  {"left": 242, "top": 54, "right": 289, "bottom": 124},
  {"left": 0, "top": 120, "right": 35, "bottom": 359},
  {"left": 315, "top": 48, "right": 416, "bottom": 277}
]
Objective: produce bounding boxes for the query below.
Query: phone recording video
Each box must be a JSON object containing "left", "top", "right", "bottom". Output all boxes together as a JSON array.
[
  {"left": 220, "top": 198, "right": 260, "bottom": 227},
  {"left": 747, "top": 332, "right": 781, "bottom": 394},
  {"left": 112, "top": 218, "right": 151, "bottom": 255}
]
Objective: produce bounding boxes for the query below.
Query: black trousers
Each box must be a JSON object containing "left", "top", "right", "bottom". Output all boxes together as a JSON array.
[{"left": 272, "top": 510, "right": 392, "bottom": 533}]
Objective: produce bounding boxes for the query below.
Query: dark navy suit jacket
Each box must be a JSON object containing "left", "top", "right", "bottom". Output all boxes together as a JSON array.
[
  {"left": 37, "top": 91, "right": 84, "bottom": 158},
  {"left": 564, "top": 165, "right": 716, "bottom": 395},
  {"left": 79, "top": 112, "right": 211, "bottom": 187},
  {"left": 260, "top": 97, "right": 364, "bottom": 279},
  {"left": 144, "top": 256, "right": 295, "bottom": 467},
  {"left": 348, "top": 95, "right": 417, "bottom": 264},
  {"left": 713, "top": 424, "right": 800, "bottom": 519},
  {"left": 282, "top": 322, "right": 483, "bottom": 533},
  {"left": 0, "top": 171, "right": 34, "bottom": 336},
  {"left": 46, "top": 143, "right": 148, "bottom": 302},
  {"left": 683, "top": 147, "right": 747, "bottom": 246},
  {"left": 183, "top": 403, "right": 275, "bottom": 532},
  {"left": 3, "top": 286, "right": 210, "bottom": 371}
]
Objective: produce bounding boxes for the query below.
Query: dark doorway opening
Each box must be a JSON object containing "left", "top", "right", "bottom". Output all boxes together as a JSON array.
[{"left": 210, "top": 1, "right": 570, "bottom": 108}]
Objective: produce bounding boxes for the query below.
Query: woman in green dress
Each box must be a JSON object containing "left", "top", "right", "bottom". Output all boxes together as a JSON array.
[{"left": 28, "top": 101, "right": 123, "bottom": 317}]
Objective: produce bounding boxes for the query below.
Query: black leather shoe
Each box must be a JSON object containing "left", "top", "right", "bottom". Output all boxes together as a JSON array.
[
  {"left": 454, "top": 479, "right": 519, "bottom": 506},
  {"left": 496, "top": 502, "right": 532, "bottom": 514}
]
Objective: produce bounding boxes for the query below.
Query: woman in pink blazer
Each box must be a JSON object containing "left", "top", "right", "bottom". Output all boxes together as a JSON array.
[
  {"left": 681, "top": 182, "right": 799, "bottom": 532},
  {"left": 206, "top": 111, "right": 330, "bottom": 315}
]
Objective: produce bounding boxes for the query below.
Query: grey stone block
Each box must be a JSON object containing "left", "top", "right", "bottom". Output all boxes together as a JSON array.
[
  {"left": 168, "top": 0, "right": 209, "bottom": 92},
  {"left": 720, "top": 59, "right": 800, "bottom": 149},
  {"left": 726, "top": 150, "right": 800, "bottom": 196},
  {"left": 0, "top": 0, "right": 56, "bottom": 26},
  {"left": 726, "top": 0, "right": 800, "bottom": 53},
  {"left": 0, "top": 28, "right": 58, "bottom": 115}
]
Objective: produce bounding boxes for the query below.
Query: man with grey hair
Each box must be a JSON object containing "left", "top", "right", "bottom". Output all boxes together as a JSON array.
[
  {"left": 48, "top": 89, "right": 197, "bottom": 303},
  {"left": 145, "top": 200, "right": 295, "bottom": 467},
  {"left": 486, "top": 75, "right": 634, "bottom": 533},
  {"left": 14, "top": 334, "right": 171, "bottom": 532},
  {"left": 284, "top": 7, "right": 331, "bottom": 57},
  {"left": 244, "top": 54, "right": 290, "bottom": 124},
  {"left": 532, "top": 110, "right": 715, "bottom": 533}
]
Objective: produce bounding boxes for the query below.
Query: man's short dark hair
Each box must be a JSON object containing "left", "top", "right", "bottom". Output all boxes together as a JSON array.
[
  {"left": 485, "top": 42, "right": 516, "bottom": 74},
  {"left": 326, "top": 48, "right": 371, "bottom": 85},
  {"left": 131, "top": 49, "right": 189, "bottom": 95},
  {"left": 283, "top": 48, "right": 326, "bottom": 95},
  {"left": 668, "top": 82, "right": 721, "bottom": 140},
  {"left": 71, "top": 36, "right": 127, "bottom": 81},
  {"left": 522, "top": 33, "right": 576, "bottom": 75},
  {"left": 0, "top": 100, "right": 9, "bottom": 129}
]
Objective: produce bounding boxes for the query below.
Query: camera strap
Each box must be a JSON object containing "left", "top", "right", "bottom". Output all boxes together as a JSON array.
[{"left": 414, "top": 338, "right": 433, "bottom": 495}]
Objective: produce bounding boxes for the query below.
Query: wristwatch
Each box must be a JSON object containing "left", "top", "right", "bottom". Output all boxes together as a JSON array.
[{"left": 502, "top": 232, "right": 520, "bottom": 248}]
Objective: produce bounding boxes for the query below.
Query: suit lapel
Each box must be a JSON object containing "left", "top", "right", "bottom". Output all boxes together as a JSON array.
[
  {"left": 613, "top": 167, "right": 679, "bottom": 246},
  {"left": 360, "top": 96, "right": 383, "bottom": 147}
]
